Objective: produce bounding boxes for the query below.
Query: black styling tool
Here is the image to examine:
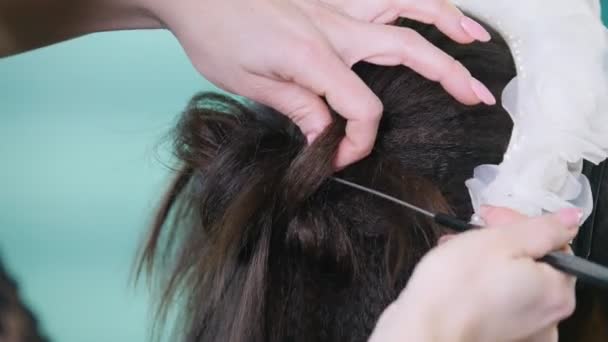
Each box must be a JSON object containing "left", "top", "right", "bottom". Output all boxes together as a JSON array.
[{"left": 331, "top": 177, "right": 608, "bottom": 289}]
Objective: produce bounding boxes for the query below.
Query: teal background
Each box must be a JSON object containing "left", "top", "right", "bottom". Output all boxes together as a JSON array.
[
  {"left": 1, "top": 3, "right": 607, "bottom": 342},
  {"left": 0, "top": 30, "right": 216, "bottom": 341}
]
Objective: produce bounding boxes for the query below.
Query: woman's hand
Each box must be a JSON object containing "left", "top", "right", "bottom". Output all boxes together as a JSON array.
[
  {"left": 2, "top": 0, "right": 496, "bottom": 168},
  {"left": 149, "top": 0, "right": 496, "bottom": 169},
  {"left": 369, "top": 207, "right": 581, "bottom": 342}
]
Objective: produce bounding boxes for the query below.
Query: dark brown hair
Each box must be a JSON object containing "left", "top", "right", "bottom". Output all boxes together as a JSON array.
[{"left": 138, "top": 19, "right": 515, "bottom": 342}]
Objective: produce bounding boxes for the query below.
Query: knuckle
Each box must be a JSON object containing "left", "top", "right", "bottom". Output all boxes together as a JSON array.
[
  {"left": 395, "top": 28, "right": 425, "bottom": 67},
  {"left": 353, "top": 139, "right": 375, "bottom": 156},
  {"left": 293, "top": 39, "right": 325, "bottom": 65},
  {"left": 342, "top": 50, "right": 360, "bottom": 68},
  {"left": 367, "top": 97, "right": 384, "bottom": 120},
  {"left": 238, "top": 78, "right": 272, "bottom": 103},
  {"left": 436, "top": 57, "right": 462, "bottom": 82},
  {"left": 399, "top": 28, "right": 422, "bottom": 47},
  {"left": 286, "top": 101, "right": 316, "bottom": 122},
  {"left": 347, "top": 95, "right": 383, "bottom": 121},
  {"left": 425, "top": 1, "right": 444, "bottom": 23},
  {"left": 292, "top": 105, "right": 331, "bottom": 129}
]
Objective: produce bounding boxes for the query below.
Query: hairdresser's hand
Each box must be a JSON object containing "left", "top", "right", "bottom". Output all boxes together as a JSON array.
[
  {"left": 150, "top": 0, "right": 496, "bottom": 169},
  {"left": 369, "top": 207, "right": 580, "bottom": 342},
  {"left": 468, "top": 208, "right": 575, "bottom": 342}
]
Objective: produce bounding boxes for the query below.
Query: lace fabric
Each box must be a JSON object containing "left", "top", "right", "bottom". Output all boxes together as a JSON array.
[{"left": 453, "top": 0, "right": 608, "bottom": 221}]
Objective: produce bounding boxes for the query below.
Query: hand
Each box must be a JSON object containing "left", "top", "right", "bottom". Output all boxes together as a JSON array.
[
  {"left": 472, "top": 207, "right": 576, "bottom": 342},
  {"left": 369, "top": 207, "right": 581, "bottom": 342},
  {"left": 149, "top": 0, "right": 496, "bottom": 169},
  {"left": 1, "top": 0, "right": 495, "bottom": 168}
]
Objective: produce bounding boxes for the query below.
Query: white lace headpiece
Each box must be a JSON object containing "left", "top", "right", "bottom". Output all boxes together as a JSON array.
[{"left": 452, "top": 0, "right": 608, "bottom": 221}]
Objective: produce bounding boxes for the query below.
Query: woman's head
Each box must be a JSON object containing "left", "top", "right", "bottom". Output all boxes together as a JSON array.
[{"left": 139, "top": 18, "right": 515, "bottom": 342}]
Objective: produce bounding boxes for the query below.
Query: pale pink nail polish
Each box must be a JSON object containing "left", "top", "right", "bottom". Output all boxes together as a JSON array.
[
  {"left": 470, "top": 78, "right": 496, "bottom": 105},
  {"left": 557, "top": 208, "right": 583, "bottom": 227},
  {"left": 461, "top": 17, "right": 492, "bottom": 42}
]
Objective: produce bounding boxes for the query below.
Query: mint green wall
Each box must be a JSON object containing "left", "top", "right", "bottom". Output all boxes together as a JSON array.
[
  {"left": 1, "top": 3, "right": 607, "bottom": 342},
  {"left": 0, "top": 30, "right": 216, "bottom": 341}
]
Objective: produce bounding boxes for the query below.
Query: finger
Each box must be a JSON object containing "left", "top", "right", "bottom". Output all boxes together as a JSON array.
[
  {"left": 318, "top": 0, "right": 492, "bottom": 44},
  {"left": 243, "top": 75, "right": 333, "bottom": 143},
  {"left": 496, "top": 208, "right": 582, "bottom": 259},
  {"left": 480, "top": 206, "right": 528, "bottom": 226},
  {"left": 344, "top": 23, "right": 495, "bottom": 106},
  {"left": 288, "top": 44, "right": 383, "bottom": 168},
  {"left": 390, "top": 0, "right": 491, "bottom": 43}
]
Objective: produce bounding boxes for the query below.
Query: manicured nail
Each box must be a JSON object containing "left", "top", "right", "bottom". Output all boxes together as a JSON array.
[
  {"left": 461, "top": 17, "right": 492, "bottom": 42},
  {"left": 470, "top": 78, "right": 496, "bottom": 105},
  {"left": 557, "top": 208, "right": 583, "bottom": 227}
]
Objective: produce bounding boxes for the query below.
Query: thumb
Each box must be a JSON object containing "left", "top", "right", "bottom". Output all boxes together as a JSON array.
[
  {"left": 480, "top": 206, "right": 528, "bottom": 226},
  {"left": 246, "top": 76, "right": 333, "bottom": 143},
  {"left": 496, "top": 208, "right": 582, "bottom": 259}
]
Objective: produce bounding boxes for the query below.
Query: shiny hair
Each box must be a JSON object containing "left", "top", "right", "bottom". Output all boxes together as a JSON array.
[{"left": 138, "top": 18, "right": 515, "bottom": 342}]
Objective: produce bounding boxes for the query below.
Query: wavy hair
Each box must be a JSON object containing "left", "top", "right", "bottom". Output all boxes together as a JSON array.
[{"left": 138, "top": 18, "right": 516, "bottom": 342}]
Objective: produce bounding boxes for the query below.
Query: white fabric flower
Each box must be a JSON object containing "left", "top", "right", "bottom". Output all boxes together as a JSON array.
[{"left": 453, "top": 0, "right": 608, "bottom": 221}]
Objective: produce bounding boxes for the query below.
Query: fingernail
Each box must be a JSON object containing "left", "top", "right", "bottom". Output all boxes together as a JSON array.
[
  {"left": 470, "top": 78, "right": 496, "bottom": 105},
  {"left": 556, "top": 208, "right": 583, "bottom": 227},
  {"left": 461, "top": 17, "right": 492, "bottom": 42}
]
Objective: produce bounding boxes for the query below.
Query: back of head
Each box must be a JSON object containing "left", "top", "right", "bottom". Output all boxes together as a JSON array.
[{"left": 138, "top": 19, "right": 515, "bottom": 342}]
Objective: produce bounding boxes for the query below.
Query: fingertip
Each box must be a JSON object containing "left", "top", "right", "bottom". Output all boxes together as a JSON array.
[
  {"left": 517, "top": 211, "right": 581, "bottom": 257},
  {"left": 331, "top": 100, "right": 381, "bottom": 170},
  {"left": 406, "top": 1, "right": 476, "bottom": 45},
  {"left": 460, "top": 16, "right": 492, "bottom": 42},
  {"left": 470, "top": 78, "right": 496, "bottom": 105},
  {"left": 555, "top": 208, "right": 584, "bottom": 228},
  {"left": 333, "top": 137, "right": 368, "bottom": 170}
]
